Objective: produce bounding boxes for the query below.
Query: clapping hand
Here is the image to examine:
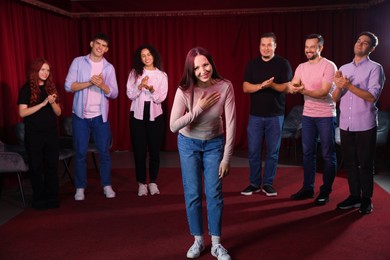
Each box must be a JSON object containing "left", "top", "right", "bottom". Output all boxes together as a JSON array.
[
  {"left": 47, "top": 94, "right": 57, "bottom": 104},
  {"left": 138, "top": 76, "right": 154, "bottom": 92},
  {"left": 288, "top": 82, "right": 305, "bottom": 94},
  {"left": 261, "top": 77, "right": 275, "bottom": 89},
  {"left": 334, "top": 70, "right": 350, "bottom": 89},
  {"left": 90, "top": 73, "right": 104, "bottom": 88}
]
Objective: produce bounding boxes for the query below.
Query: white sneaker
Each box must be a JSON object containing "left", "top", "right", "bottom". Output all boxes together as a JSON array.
[
  {"left": 186, "top": 240, "right": 205, "bottom": 258},
  {"left": 74, "top": 188, "right": 85, "bottom": 201},
  {"left": 138, "top": 183, "right": 148, "bottom": 196},
  {"left": 103, "top": 185, "right": 116, "bottom": 198},
  {"left": 148, "top": 183, "right": 160, "bottom": 195},
  {"left": 211, "top": 244, "right": 231, "bottom": 260}
]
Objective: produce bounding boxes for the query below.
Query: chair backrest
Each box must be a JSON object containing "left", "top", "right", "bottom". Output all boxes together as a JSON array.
[
  {"left": 377, "top": 110, "right": 390, "bottom": 146},
  {"left": 62, "top": 117, "right": 73, "bottom": 136},
  {"left": 335, "top": 127, "right": 341, "bottom": 145},
  {"left": 283, "top": 105, "right": 304, "bottom": 130},
  {"left": 15, "top": 122, "right": 25, "bottom": 145},
  {"left": 0, "top": 151, "right": 29, "bottom": 172}
]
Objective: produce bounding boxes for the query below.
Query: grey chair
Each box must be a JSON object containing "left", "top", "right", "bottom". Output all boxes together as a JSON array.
[
  {"left": 0, "top": 140, "right": 28, "bottom": 207},
  {"left": 282, "top": 105, "right": 304, "bottom": 159},
  {"left": 335, "top": 110, "right": 390, "bottom": 172},
  {"left": 376, "top": 110, "right": 390, "bottom": 146},
  {"left": 375, "top": 110, "right": 390, "bottom": 172},
  {"left": 15, "top": 122, "right": 75, "bottom": 185}
]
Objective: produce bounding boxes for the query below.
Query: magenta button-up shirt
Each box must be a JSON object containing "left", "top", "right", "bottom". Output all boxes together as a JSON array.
[{"left": 336, "top": 57, "right": 385, "bottom": 131}]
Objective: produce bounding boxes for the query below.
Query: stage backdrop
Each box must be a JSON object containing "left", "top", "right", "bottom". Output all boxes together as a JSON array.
[{"left": 1, "top": 0, "right": 389, "bottom": 151}]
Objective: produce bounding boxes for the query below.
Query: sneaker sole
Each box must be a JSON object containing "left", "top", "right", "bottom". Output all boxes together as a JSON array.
[
  {"left": 359, "top": 208, "right": 373, "bottom": 214},
  {"left": 262, "top": 189, "right": 277, "bottom": 197},
  {"left": 337, "top": 203, "right": 361, "bottom": 210},
  {"left": 315, "top": 198, "right": 329, "bottom": 206},
  {"left": 241, "top": 190, "right": 261, "bottom": 196}
]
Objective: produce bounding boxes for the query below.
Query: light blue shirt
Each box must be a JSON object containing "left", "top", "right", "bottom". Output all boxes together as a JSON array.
[
  {"left": 65, "top": 54, "right": 118, "bottom": 122},
  {"left": 336, "top": 57, "right": 385, "bottom": 131}
]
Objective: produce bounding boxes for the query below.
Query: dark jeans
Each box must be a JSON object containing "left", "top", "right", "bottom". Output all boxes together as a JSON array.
[
  {"left": 25, "top": 130, "right": 59, "bottom": 201},
  {"left": 247, "top": 115, "right": 284, "bottom": 187},
  {"left": 340, "top": 127, "right": 376, "bottom": 198},
  {"left": 130, "top": 102, "right": 165, "bottom": 184},
  {"left": 302, "top": 116, "right": 337, "bottom": 194}
]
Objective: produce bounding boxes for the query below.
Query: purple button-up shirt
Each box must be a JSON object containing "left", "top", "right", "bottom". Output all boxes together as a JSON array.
[{"left": 336, "top": 57, "right": 385, "bottom": 131}]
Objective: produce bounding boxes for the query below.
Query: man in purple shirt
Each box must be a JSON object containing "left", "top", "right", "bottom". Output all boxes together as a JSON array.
[
  {"left": 332, "top": 31, "right": 385, "bottom": 214},
  {"left": 65, "top": 33, "right": 118, "bottom": 201}
]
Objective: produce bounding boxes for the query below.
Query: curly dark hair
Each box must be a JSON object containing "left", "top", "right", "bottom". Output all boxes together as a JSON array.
[
  {"left": 28, "top": 58, "right": 59, "bottom": 106},
  {"left": 131, "top": 44, "right": 163, "bottom": 82}
]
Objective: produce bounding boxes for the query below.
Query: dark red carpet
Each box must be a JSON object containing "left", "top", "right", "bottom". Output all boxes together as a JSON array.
[{"left": 1, "top": 167, "right": 390, "bottom": 260}]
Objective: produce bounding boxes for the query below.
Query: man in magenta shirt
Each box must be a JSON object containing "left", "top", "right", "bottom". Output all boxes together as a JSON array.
[
  {"left": 332, "top": 32, "right": 385, "bottom": 214},
  {"left": 290, "top": 34, "right": 337, "bottom": 206}
]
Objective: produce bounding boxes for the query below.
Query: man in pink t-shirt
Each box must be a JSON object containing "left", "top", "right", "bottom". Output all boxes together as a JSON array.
[{"left": 289, "top": 34, "right": 337, "bottom": 206}]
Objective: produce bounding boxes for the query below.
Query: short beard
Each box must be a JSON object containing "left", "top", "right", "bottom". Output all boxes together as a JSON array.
[{"left": 307, "top": 53, "right": 318, "bottom": 61}]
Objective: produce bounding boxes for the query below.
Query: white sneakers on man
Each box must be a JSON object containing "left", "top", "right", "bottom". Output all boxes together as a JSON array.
[
  {"left": 103, "top": 185, "right": 116, "bottom": 198},
  {"left": 74, "top": 186, "right": 116, "bottom": 200},
  {"left": 74, "top": 188, "right": 85, "bottom": 201}
]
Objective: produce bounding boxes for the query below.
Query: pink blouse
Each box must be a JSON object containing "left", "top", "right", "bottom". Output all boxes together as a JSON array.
[{"left": 126, "top": 68, "right": 168, "bottom": 121}]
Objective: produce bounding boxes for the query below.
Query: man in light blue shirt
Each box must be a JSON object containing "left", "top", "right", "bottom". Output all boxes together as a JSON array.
[
  {"left": 65, "top": 32, "right": 118, "bottom": 201},
  {"left": 332, "top": 31, "right": 385, "bottom": 214}
]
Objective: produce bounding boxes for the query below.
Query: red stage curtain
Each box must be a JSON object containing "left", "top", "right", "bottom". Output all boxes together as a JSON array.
[
  {"left": 0, "top": 0, "right": 78, "bottom": 143},
  {"left": 1, "top": 0, "right": 389, "bottom": 152}
]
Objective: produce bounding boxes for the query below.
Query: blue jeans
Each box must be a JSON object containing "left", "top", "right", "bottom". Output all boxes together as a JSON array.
[
  {"left": 247, "top": 115, "right": 284, "bottom": 187},
  {"left": 178, "top": 134, "right": 224, "bottom": 236},
  {"left": 301, "top": 116, "right": 337, "bottom": 194},
  {"left": 72, "top": 114, "right": 112, "bottom": 188}
]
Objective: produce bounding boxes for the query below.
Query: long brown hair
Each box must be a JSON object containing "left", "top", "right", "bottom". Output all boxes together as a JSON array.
[
  {"left": 28, "top": 58, "right": 59, "bottom": 106},
  {"left": 178, "top": 47, "right": 224, "bottom": 111},
  {"left": 178, "top": 47, "right": 223, "bottom": 91}
]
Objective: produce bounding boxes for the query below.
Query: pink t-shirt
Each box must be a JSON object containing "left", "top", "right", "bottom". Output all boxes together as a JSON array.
[
  {"left": 294, "top": 58, "right": 337, "bottom": 117},
  {"left": 84, "top": 59, "right": 103, "bottom": 118},
  {"left": 170, "top": 79, "right": 236, "bottom": 165}
]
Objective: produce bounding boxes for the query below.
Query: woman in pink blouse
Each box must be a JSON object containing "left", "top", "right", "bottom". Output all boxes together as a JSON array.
[
  {"left": 170, "top": 47, "right": 236, "bottom": 260},
  {"left": 126, "top": 44, "right": 168, "bottom": 196}
]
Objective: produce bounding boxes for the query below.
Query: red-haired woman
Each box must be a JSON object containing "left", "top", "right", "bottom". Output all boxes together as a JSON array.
[{"left": 17, "top": 58, "right": 62, "bottom": 210}]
